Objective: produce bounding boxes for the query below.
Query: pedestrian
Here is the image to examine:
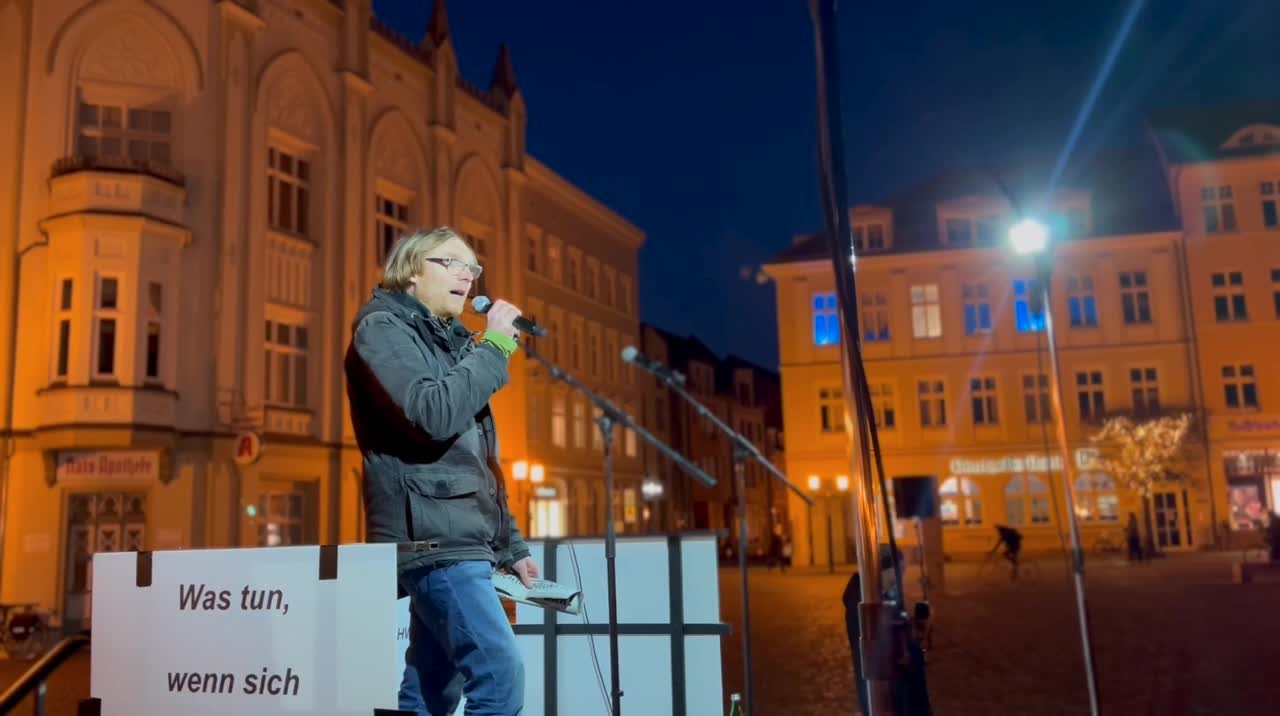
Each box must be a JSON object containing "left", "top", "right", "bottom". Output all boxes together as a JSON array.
[
  {"left": 781, "top": 536, "right": 793, "bottom": 572},
  {"left": 1267, "top": 511, "right": 1280, "bottom": 562},
  {"left": 1126, "top": 512, "right": 1144, "bottom": 563},
  {"left": 768, "top": 531, "right": 783, "bottom": 570}
]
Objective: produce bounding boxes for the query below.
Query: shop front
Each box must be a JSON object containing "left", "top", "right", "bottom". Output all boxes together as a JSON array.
[
  {"left": 1223, "top": 448, "right": 1280, "bottom": 531},
  {"left": 896, "top": 447, "right": 1148, "bottom": 559}
]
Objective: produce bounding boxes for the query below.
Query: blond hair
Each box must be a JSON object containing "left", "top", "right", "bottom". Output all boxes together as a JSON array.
[{"left": 380, "top": 226, "right": 472, "bottom": 292}]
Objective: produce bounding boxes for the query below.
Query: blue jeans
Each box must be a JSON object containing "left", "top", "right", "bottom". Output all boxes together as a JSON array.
[{"left": 398, "top": 560, "right": 524, "bottom": 715}]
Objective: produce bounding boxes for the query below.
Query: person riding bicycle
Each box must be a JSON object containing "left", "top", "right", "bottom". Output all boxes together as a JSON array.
[{"left": 992, "top": 524, "right": 1024, "bottom": 574}]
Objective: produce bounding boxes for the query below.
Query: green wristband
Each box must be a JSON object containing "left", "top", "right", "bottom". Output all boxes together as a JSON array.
[{"left": 483, "top": 330, "right": 519, "bottom": 358}]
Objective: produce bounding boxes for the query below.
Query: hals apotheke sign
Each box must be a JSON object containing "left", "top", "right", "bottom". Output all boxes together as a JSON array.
[
  {"left": 949, "top": 448, "right": 1099, "bottom": 476},
  {"left": 56, "top": 451, "right": 159, "bottom": 481}
]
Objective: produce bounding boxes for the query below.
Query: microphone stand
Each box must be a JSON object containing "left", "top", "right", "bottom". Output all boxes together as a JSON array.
[
  {"left": 631, "top": 357, "right": 813, "bottom": 716},
  {"left": 522, "top": 341, "right": 717, "bottom": 716}
]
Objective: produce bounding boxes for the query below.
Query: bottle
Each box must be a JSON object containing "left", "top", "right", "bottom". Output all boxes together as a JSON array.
[{"left": 728, "top": 693, "right": 744, "bottom": 716}]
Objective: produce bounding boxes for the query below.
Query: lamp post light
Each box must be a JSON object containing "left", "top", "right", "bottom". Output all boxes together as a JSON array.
[
  {"left": 642, "top": 478, "right": 665, "bottom": 532},
  {"left": 807, "top": 475, "right": 820, "bottom": 567},
  {"left": 513, "top": 461, "right": 545, "bottom": 537},
  {"left": 1010, "top": 217, "right": 1101, "bottom": 716},
  {"left": 836, "top": 475, "right": 850, "bottom": 565}
]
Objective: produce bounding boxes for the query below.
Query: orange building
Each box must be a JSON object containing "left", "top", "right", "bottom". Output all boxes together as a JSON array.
[
  {"left": 0, "top": 0, "right": 644, "bottom": 627},
  {"left": 641, "top": 326, "right": 787, "bottom": 557},
  {"left": 765, "top": 102, "right": 1280, "bottom": 567}
]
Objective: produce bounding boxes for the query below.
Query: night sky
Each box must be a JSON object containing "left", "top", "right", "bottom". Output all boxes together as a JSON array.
[{"left": 376, "top": 0, "right": 1280, "bottom": 369}]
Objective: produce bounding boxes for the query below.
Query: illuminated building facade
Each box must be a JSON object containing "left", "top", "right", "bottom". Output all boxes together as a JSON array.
[
  {"left": 0, "top": 0, "right": 644, "bottom": 625},
  {"left": 765, "top": 102, "right": 1280, "bottom": 566}
]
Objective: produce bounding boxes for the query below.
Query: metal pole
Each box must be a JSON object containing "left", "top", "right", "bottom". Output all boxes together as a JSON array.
[
  {"left": 809, "top": 2, "right": 897, "bottom": 711},
  {"left": 1037, "top": 263, "right": 1102, "bottom": 716},
  {"left": 808, "top": 502, "right": 815, "bottom": 567},
  {"left": 826, "top": 506, "right": 835, "bottom": 574},
  {"left": 733, "top": 452, "right": 755, "bottom": 715}
]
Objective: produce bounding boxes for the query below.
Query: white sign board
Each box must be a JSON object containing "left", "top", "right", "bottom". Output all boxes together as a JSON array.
[
  {"left": 511, "top": 533, "right": 727, "bottom": 716},
  {"left": 949, "top": 448, "right": 1100, "bottom": 476},
  {"left": 91, "top": 544, "right": 400, "bottom": 715}
]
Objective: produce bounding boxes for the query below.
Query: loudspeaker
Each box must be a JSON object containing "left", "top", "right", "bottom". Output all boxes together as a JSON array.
[{"left": 892, "top": 476, "right": 938, "bottom": 519}]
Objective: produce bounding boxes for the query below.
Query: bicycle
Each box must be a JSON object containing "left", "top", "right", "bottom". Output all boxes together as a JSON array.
[
  {"left": 0, "top": 602, "right": 51, "bottom": 660},
  {"left": 976, "top": 528, "right": 1044, "bottom": 584},
  {"left": 1091, "top": 531, "right": 1125, "bottom": 558}
]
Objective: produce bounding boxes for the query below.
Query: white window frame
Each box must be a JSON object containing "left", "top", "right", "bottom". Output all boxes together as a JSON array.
[
  {"left": 572, "top": 396, "right": 587, "bottom": 448},
  {"left": 551, "top": 392, "right": 567, "bottom": 447},
  {"left": 1222, "top": 364, "right": 1259, "bottom": 410},
  {"left": 546, "top": 238, "right": 563, "bottom": 283},
  {"left": 374, "top": 187, "right": 411, "bottom": 267},
  {"left": 1075, "top": 474, "right": 1119, "bottom": 524},
  {"left": 1005, "top": 475, "right": 1052, "bottom": 526},
  {"left": 1067, "top": 274, "right": 1099, "bottom": 328},
  {"left": 939, "top": 476, "right": 982, "bottom": 527},
  {"left": 1119, "top": 271, "right": 1152, "bottom": 325},
  {"left": 264, "top": 318, "right": 310, "bottom": 409},
  {"left": 910, "top": 284, "right": 942, "bottom": 339},
  {"left": 76, "top": 97, "right": 174, "bottom": 165},
  {"left": 1129, "top": 367, "right": 1160, "bottom": 415},
  {"left": 1201, "top": 185, "right": 1237, "bottom": 233},
  {"left": 52, "top": 277, "right": 74, "bottom": 381},
  {"left": 869, "top": 383, "right": 895, "bottom": 430},
  {"left": 970, "top": 376, "right": 998, "bottom": 426},
  {"left": 819, "top": 386, "right": 843, "bottom": 433},
  {"left": 918, "top": 379, "right": 947, "bottom": 428},
  {"left": 1211, "top": 271, "right": 1248, "bottom": 322},
  {"left": 268, "top": 145, "right": 313, "bottom": 238},
  {"left": 92, "top": 274, "right": 123, "bottom": 380},
  {"left": 1022, "top": 373, "right": 1052, "bottom": 424},
  {"left": 860, "top": 290, "right": 890, "bottom": 342},
  {"left": 1075, "top": 370, "right": 1105, "bottom": 421},
  {"left": 143, "top": 280, "right": 163, "bottom": 382}
]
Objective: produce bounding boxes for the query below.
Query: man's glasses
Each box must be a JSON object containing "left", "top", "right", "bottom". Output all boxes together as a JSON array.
[{"left": 424, "top": 257, "right": 483, "bottom": 280}]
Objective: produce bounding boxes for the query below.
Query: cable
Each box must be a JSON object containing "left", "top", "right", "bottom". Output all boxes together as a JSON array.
[{"left": 566, "top": 540, "right": 613, "bottom": 715}]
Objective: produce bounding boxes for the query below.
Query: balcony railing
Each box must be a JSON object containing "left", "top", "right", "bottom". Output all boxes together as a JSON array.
[{"left": 51, "top": 155, "right": 185, "bottom": 188}]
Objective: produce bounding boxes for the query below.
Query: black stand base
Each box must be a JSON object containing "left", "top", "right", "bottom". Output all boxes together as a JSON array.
[{"left": 78, "top": 698, "right": 414, "bottom": 715}]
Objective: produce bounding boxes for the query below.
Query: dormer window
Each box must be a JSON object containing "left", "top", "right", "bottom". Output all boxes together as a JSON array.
[
  {"left": 1222, "top": 124, "right": 1280, "bottom": 151},
  {"left": 854, "top": 223, "right": 886, "bottom": 252},
  {"left": 942, "top": 215, "right": 1005, "bottom": 246}
]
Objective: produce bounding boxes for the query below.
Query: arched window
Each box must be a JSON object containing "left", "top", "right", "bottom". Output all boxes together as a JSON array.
[
  {"left": 939, "top": 477, "right": 983, "bottom": 527},
  {"left": 1005, "top": 475, "right": 1052, "bottom": 526},
  {"left": 1075, "top": 473, "right": 1119, "bottom": 524}
]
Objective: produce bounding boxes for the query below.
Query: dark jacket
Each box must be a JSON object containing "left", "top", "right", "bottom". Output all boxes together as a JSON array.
[{"left": 344, "top": 288, "right": 530, "bottom": 574}]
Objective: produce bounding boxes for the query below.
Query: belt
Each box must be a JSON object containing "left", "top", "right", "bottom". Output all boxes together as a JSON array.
[{"left": 398, "top": 541, "right": 442, "bottom": 553}]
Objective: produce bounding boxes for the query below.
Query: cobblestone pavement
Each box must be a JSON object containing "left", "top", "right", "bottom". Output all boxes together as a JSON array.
[
  {"left": 4, "top": 552, "right": 1279, "bottom": 715},
  {"left": 720, "top": 551, "right": 1280, "bottom": 716}
]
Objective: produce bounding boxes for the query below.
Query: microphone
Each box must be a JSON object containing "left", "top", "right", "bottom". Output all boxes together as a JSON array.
[
  {"left": 471, "top": 296, "right": 548, "bottom": 337},
  {"left": 621, "top": 345, "right": 686, "bottom": 386}
]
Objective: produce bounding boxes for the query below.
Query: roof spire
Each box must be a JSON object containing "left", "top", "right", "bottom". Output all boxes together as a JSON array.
[
  {"left": 489, "top": 43, "right": 519, "bottom": 99},
  {"left": 426, "top": 0, "right": 451, "bottom": 48}
]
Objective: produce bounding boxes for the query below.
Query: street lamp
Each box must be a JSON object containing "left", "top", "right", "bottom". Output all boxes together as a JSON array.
[
  {"left": 642, "top": 478, "right": 665, "bottom": 532},
  {"left": 806, "top": 475, "right": 820, "bottom": 566},
  {"left": 1010, "top": 218, "right": 1049, "bottom": 256},
  {"left": 513, "top": 461, "right": 545, "bottom": 536},
  {"left": 1009, "top": 217, "right": 1101, "bottom": 716}
]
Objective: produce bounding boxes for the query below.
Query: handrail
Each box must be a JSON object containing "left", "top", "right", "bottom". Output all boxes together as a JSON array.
[{"left": 0, "top": 630, "right": 90, "bottom": 714}]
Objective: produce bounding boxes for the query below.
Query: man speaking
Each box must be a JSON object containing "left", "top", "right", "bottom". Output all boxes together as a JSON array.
[{"left": 345, "top": 226, "right": 538, "bottom": 715}]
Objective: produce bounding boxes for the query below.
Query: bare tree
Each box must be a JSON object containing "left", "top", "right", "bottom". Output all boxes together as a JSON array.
[{"left": 1089, "top": 413, "right": 1194, "bottom": 554}]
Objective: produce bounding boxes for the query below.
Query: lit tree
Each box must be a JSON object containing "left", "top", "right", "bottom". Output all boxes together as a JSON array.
[{"left": 1089, "top": 412, "right": 1194, "bottom": 554}]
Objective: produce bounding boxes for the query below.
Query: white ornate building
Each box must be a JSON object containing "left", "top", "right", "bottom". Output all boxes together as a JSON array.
[{"left": 0, "top": 0, "right": 646, "bottom": 627}]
